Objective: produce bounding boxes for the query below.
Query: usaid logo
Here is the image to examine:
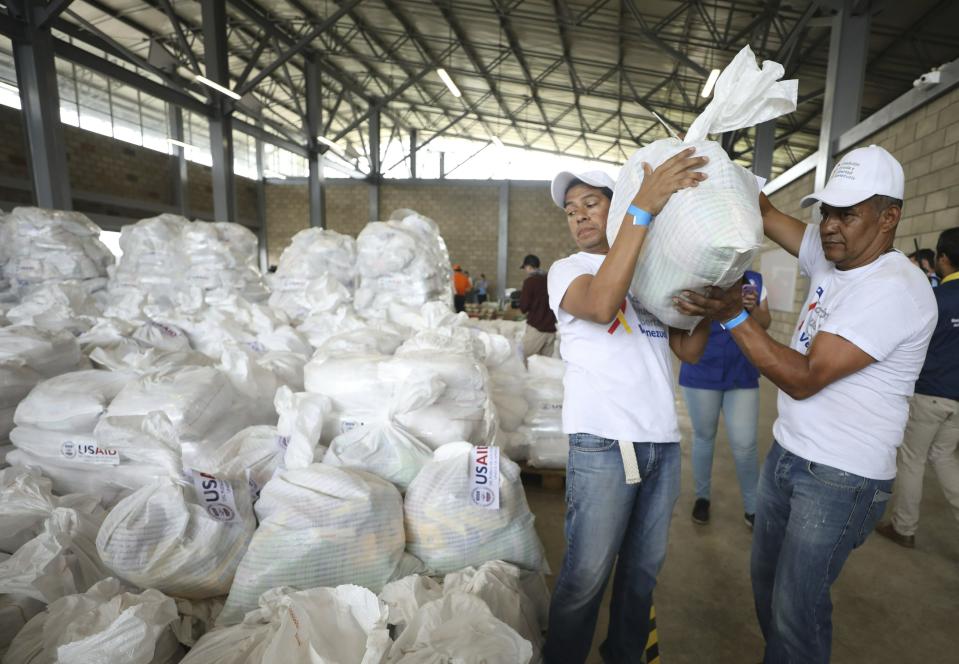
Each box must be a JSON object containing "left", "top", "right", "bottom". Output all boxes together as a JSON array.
[
  {"left": 60, "top": 440, "right": 119, "bottom": 464},
  {"left": 471, "top": 486, "right": 496, "bottom": 507},
  {"left": 469, "top": 446, "right": 501, "bottom": 510}
]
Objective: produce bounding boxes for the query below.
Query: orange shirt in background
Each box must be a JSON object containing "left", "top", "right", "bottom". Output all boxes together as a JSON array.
[{"left": 453, "top": 271, "right": 471, "bottom": 296}]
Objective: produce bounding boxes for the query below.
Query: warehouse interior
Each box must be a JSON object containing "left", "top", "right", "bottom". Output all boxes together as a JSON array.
[{"left": 0, "top": 0, "right": 958, "bottom": 662}]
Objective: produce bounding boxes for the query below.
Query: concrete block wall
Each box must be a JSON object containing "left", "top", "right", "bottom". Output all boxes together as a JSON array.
[
  {"left": 0, "top": 105, "right": 258, "bottom": 225},
  {"left": 262, "top": 179, "right": 565, "bottom": 296},
  {"left": 507, "top": 181, "right": 577, "bottom": 288},
  {"left": 263, "top": 180, "right": 309, "bottom": 266},
  {"left": 763, "top": 85, "right": 959, "bottom": 345},
  {"left": 380, "top": 180, "right": 500, "bottom": 288}
]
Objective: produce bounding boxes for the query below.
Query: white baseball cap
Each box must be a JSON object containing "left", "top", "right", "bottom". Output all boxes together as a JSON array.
[
  {"left": 800, "top": 144, "right": 904, "bottom": 209},
  {"left": 550, "top": 170, "right": 616, "bottom": 209}
]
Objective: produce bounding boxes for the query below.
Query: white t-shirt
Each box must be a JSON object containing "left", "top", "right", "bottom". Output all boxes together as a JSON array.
[
  {"left": 773, "top": 224, "right": 937, "bottom": 479},
  {"left": 547, "top": 252, "right": 680, "bottom": 443}
]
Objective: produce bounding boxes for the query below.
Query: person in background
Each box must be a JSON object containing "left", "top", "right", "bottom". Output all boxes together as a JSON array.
[
  {"left": 544, "top": 157, "right": 711, "bottom": 664},
  {"left": 675, "top": 145, "right": 937, "bottom": 664},
  {"left": 452, "top": 264, "right": 471, "bottom": 313},
  {"left": 680, "top": 271, "right": 772, "bottom": 529},
  {"left": 475, "top": 273, "right": 489, "bottom": 304},
  {"left": 878, "top": 226, "right": 959, "bottom": 548},
  {"left": 909, "top": 248, "right": 940, "bottom": 287},
  {"left": 519, "top": 254, "right": 557, "bottom": 358}
]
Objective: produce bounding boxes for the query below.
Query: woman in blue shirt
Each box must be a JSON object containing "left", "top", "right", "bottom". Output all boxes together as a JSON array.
[{"left": 680, "top": 270, "right": 771, "bottom": 528}]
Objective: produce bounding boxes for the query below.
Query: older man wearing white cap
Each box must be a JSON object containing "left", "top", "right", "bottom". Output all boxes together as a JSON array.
[
  {"left": 677, "top": 144, "right": 938, "bottom": 664},
  {"left": 542, "top": 150, "right": 711, "bottom": 664}
]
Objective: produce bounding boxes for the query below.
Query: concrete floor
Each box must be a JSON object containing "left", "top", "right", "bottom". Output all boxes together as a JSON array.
[{"left": 526, "top": 377, "right": 959, "bottom": 664}]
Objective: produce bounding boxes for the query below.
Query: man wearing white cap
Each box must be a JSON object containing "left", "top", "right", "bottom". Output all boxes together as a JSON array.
[
  {"left": 676, "top": 144, "right": 938, "bottom": 664},
  {"left": 543, "top": 149, "right": 710, "bottom": 664}
]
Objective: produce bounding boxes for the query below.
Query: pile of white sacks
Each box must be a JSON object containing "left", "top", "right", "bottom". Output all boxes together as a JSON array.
[
  {"left": 355, "top": 209, "right": 454, "bottom": 317},
  {"left": 0, "top": 207, "right": 114, "bottom": 305},
  {"left": 0, "top": 207, "right": 558, "bottom": 663},
  {"left": 110, "top": 213, "right": 269, "bottom": 307}
]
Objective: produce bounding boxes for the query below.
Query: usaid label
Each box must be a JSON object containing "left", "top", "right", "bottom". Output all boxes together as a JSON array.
[
  {"left": 188, "top": 470, "right": 239, "bottom": 523},
  {"left": 60, "top": 440, "right": 120, "bottom": 465},
  {"left": 469, "top": 446, "right": 500, "bottom": 510},
  {"left": 340, "top": 419, "right": 366, "bottom": 433}
]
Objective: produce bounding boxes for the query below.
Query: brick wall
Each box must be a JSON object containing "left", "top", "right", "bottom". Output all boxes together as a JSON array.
[
  {"left": 380, "top": 180, "right": 500, "bottom": 290},
  {"left": 262, "top": 179, "right": 566, "bottom": 296},
  {"left": 763, "top": 85, "right": 959, "bottom": 344},
  {"left": 507, "top": 181, "right": 577, "bottom": 288},
  {"left": 0, "top": 105, "right": 257, "bottom": 225}
]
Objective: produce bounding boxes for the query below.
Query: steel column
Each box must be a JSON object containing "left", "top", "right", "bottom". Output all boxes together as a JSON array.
[
  {"left": 202, "top": 0, "right": 236, "bottom": 222},
  {"left": 409, "top": 129, "right": 417, "bottom": 179},
  {"left": 255, "top": 122, "right": 268, "bottom": 272},
  {"left": 752, "top": 120, "right": 776, "bottom": 182},
  {"left": 305, "top": 57, "right": 325, "bottom": 228},
  {"left": 815, "top": 1, "right": 869, "bottom": 193},
  {"left": 167, "top": 105, "right": 189, "bottom": 216},
  {"left": 497, "top": 182, "right": 509, "bottom": 300},
  {"left": 13, "top": 23, "right": 71, "bottom": 209},
  {"left": 369, "top": 105, "right": 381, "bottom": 177},
  {"left": 368, "top": 106, "right": 380, "bottom": 222}
]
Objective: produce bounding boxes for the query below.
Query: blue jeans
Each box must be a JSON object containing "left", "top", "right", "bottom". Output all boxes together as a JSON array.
[
  {"left": 543, "top": 435, "right": 681, "bottom": 664},
  {"left": 751, "top": 441, "right": 893, "bottom": 664},
  {"left": 683, "top": 386, "right": 760, "bottom": 514}
]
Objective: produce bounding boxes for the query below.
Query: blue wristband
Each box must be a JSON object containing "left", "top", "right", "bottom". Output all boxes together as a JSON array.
[
  {"left": 628, "top": 205, "right": 653, "bottom": 227},
  {"left": 720, "top": 309, "right": 749, "bottom": 331}
]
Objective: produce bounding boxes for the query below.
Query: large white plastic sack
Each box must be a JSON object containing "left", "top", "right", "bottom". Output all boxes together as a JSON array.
[
  {"left": 354, "top": 212, "right": 453, "bottom": 317},
  {"left": 220, "top": 464, "right": 405, "bottom": 625},
  {"left": 0, "top": 467, "right": 109, "bottom": 604},
  {"left": 521, "top": 356, "right": 566, "bottom": 469},
  {"left": 0, "top": 207, "right": 113, "bottom": 298},
  {"left": 7, "top": 411, "right": 187, "bottom": 508},
  {"left": 443, "top": 561, "right": 544, "bottom": 650},
  {"left": 269, "top": 229, "right": 357, "bottom": 324},
  {"left": 304, "top": 353, "right": 393, "bottom": 413},
  {"left": 88, "top": 345, "right": 212, "bottom": 375},
  {"left": 606, "top": 46, "right": 797, "bottom": 329},
  {"left": 96, "top": 471, "right": 257, "bottom": 599},
  {"left": 404, "top": 443, "right": 546, "bottom": 575},
  {"left": 183, "top": 386, "right": 331, "bottom": 498},
  {"left": 378, "top": 575, "right": 442, "bottom": 637},
  {"left": 181, "top": 585, "right": 390, "bottom": 664},
  {"left": 5, "top": 281, "right": 101, "bottom": 335},
  {"left": 324, "top": 374, "right": 439, "bottom": 491},
  {"left": 111, "top": 215, "right": 268, "bottom": 305},
  {"left": 0, "top": 589, "right": 45, "bottom": 659},
  {"left": 102, "top": 362, "right": 270, "bottom": 446},
  {"left": 13, "top": 370, "right": 132, "bottom": 433},
  {"left": 386, "top": 592, "right": 532, "bottom": 664},
  {"left": 7, "top": 369, "right": 142, "bottom": 502},
  {"left": 0, "top": 327, "right": 82, "bottom": 441},
  {"left": 2, "top": 578, "right": 182, "bottom": 664}
]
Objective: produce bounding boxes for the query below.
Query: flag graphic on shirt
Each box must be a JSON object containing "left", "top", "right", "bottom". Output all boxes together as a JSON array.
[{"left": 607, "top": 300, "right": 633, "bottom": 335}]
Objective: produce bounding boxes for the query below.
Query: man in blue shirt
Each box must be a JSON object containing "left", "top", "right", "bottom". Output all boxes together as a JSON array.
[{"left": 878, "top": 226, "right": 959, "bottom": 547}]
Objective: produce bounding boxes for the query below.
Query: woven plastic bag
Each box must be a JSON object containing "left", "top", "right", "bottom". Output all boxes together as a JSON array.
[
  {"left": 323, "top": 373, "right": 440, "bottom": 492},
  {"left": 2, "top": 578, "right": 183, "bottom": 664},
  {"left": 404, "top": 443, "right": 546, "bottom": 575},
  {"left": 386, "top": 592, "right": 532, "bottom": 664},
  {"left": 606, "top": 45, "right": 797, "bottom": 329},
  {"left": 95, "top": 470, "right": 257, "bottom": 600},
  {"left": 218, "top": 426, "right": 405, "bottom": 625},
  {"left": 181, "top": 585, "right": 390, "bottom": 664}
]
